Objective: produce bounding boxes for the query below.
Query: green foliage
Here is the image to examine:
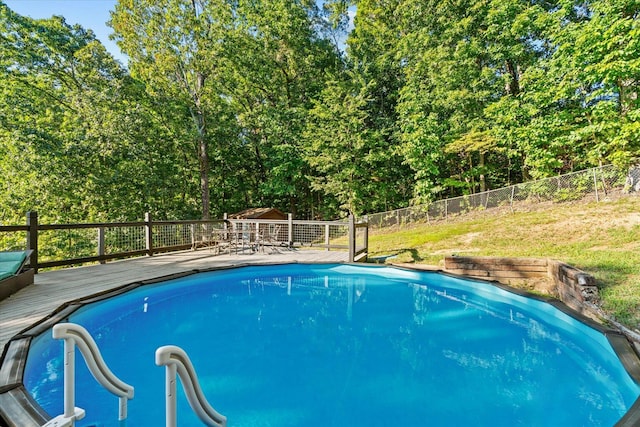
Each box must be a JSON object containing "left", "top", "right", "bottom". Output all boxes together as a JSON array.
[
  {"left": 0, "top": 3, "right": 209, "bottom": 223},
  {"left": 222, "top": 0, "right": 342, "bottom": 217},
  {"left": 2, "top": 0, "right": 640, "bottom": 224},
  {"left": 519, "top": 0, "right": 640, "bottom": 173},
  {"left": 305, "top": 75, "right": 378, "bottom": 215}
]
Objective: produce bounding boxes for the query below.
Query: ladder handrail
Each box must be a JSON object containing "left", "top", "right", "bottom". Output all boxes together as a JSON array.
[
  {"left": 51, "top": 323, "right": 134, "bottom": 423},
  {"left": 156, "top": 345, "right": 227, "bottom": 427}
]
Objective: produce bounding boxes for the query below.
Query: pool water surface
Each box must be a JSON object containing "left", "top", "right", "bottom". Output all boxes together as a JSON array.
[{"left": 23, "top": 264, "right": 640, "bottom": 426}]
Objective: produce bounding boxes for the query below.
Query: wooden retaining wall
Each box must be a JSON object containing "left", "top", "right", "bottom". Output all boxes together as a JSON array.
[
  {"left": 547, "top": 259, "right": 599, "bottom": 313},
  {"left": 443, "top": 256, "right": 599, "bottom": 316}
]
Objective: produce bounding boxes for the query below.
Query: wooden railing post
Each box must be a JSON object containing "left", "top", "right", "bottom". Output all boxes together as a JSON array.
[
  {"left": 98, "top": 227, "right": 106, "bottom": 264},
  {"left": 26, "top": 211, "right": 38, "bottom": 273},
  {"left": 145, "top": 212, "right": 153, "bottom": 256},
  {"left": 363, "top": 222, "right": 369, "bottom": 258},
  {"left": 325, "top": 224, "right": 330, "bottom": 252},
  {"left": 348, "top": 214, "right": 355, "bottom": 262},
  {"left": 287, "top": 213, "right": 293, "bottom": 247}
]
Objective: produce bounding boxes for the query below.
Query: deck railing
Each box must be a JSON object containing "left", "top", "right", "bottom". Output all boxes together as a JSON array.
[{"left": 0, "top": 213, "right": 368, "bottom": 272}]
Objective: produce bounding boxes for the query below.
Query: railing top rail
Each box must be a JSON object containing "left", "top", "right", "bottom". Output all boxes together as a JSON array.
[
  {"left": 32, "top": 219, "right": 225, "bottom": 231},
  {"left": 4, "top": 217, "right": 349, "bottom": 230},
  {"left": 154, "top": 219, "right": 225, "bottom": 226},
  {"left": 39, "top": 221, "right": 146, "bottom": 230},
  {"left": 294, "top": 219, "right": 350, "bottom": 225},
  {"left": 227, "top": 218, "right": 288, "bottom": 224},
  {"left": 227, "top": 218, "right": 350, "bottom": 226},
  {"left": 0, "top": 225, "right": 28, "bottom": 232}
]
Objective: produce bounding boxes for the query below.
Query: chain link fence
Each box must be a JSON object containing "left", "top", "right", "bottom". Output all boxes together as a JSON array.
[{"left": 366, "top": 164, "right": 634, "bottom": 229}]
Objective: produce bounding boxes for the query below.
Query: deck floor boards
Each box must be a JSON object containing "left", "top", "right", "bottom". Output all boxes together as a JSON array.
[{"left": 0, "top": 248, "right": 348, "bottom": 351}]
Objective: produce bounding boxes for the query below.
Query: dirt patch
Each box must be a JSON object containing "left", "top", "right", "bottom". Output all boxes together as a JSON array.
[
  {"left": 431, "top": 248, "right": 481, "bottom": 255},
  {"left": 589, "top": 241, "right": 640, "bottom": 252},
  {"left": 505, "top": 277, "right": 556, "bottom": 295},
  {"left": 459, "top": 232, "right": 482, "bottom": 244}
]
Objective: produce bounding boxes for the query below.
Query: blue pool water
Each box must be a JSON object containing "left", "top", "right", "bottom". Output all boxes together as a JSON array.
[{"left": 24, "top": 264, "right": 640, "bottom": 426}]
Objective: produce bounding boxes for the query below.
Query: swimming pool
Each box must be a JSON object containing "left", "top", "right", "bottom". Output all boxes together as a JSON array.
[{"left": 21, "top": 263, "right": 640, "bottom": 426}]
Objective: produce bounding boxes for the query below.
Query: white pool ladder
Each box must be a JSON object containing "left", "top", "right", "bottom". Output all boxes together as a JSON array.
[
  {"left": 42, "top": 323, "right": 134, "bottom": 427},
  {"left": 156, "top": 345, "right": 227, "bottom": 427}
]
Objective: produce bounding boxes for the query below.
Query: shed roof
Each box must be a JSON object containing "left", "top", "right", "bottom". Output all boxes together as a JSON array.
[{"left": 228, "top": 207, "right": 286, "bottom": 219}]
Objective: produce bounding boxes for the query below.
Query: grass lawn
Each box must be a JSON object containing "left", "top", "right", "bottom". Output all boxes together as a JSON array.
[{"left": 368, "top": 195, "right": 640, "bottom": 331}]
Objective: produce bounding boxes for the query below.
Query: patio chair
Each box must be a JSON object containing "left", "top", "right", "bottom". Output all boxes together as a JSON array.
[
  {"left": 0, "top": 250, "right": 34, "bottom": 301},
  {"left": 191, "top": 223, "right": 219, "bottom": 251},
  {"left": 210, "top": 227, "right": 234, "bottom": 255},
  {"left": 233, "top": 225, "right": 260, "bottom": 254},
  {"left": 261, "top": 225, "right": 282, "bottom": 252}
]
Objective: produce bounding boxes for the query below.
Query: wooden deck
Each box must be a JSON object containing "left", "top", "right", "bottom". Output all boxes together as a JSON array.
[{"left": 0, "top": 248, "right": 348, "bottom": 352}]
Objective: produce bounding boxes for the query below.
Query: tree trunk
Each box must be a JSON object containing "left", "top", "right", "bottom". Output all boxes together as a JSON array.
[
  {"left": 479, "top": 151, "right": 486, "bottom": 193},
  {"left": 198, "top": 132, "right": 210, "bottom": 220},
  {"left": 505, "top": 60, "right": 520, "bottom": 96},
  {"left": 619, "top": 78, "right": 637, "bottom": 116},
  {"left": 193, "top": 72, "right": 210, "bottom": 220}
]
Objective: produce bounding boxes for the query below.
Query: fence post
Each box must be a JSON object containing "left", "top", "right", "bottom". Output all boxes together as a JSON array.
[
  {"left": 325, "top": 224, "right": 330, "bottom": 252},
  {"left": 98, "top": 227, "right": 106, "bottom": 264},
  {"left": 363, "top": 221, "right": 369, "bottom": 261},
  {"left": 510, "top": 185, "right": 516, "bottom": 213},
  {"left": 348, "top": 214, "right": 355, "bottom": 263},
  {"left": 593, "top": 169, "right": 599, "bottom": 202},
  {"left": 145, "top": 212, "right": 153, "bottom": 256},
  {"left": 26, "top": 211, "right": 38, "bottom": 273},
  {"left": 287, "top": 213, "right": 293, "bottom": 247}
]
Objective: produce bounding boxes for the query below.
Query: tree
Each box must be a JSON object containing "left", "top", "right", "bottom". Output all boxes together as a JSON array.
[
  {"left": 395, "top": 0, "right": 550, "bottom": 199},
  {"left": 520, "top": 0, "right": 640, "bottom": 171},
  {"left": 344, "top": 0, "right": 414, "bottom": 211},
  {"left": 110, "top": 0, "right": 237, "bottom": 219},
  {"left": 304, "top": 75, "right": 375, "bottom": 216},
  {"left": 221, "top": 0, "right": 342, "bottom": 217},
  {"left": 0, "top": 3, "right": 201, "bottom": 222},
  {"left": 1, "top": 5, "right": 127, "bottom": 221}
]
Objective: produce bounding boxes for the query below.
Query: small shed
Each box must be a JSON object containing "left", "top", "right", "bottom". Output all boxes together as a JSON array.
[{"left": 228, "top": 207, "right": 287, "bottom": 220}]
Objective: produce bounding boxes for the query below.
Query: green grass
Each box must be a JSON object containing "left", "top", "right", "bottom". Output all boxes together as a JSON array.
[{"left": 368, "top": 195, "right": 640, "bottom": 330}]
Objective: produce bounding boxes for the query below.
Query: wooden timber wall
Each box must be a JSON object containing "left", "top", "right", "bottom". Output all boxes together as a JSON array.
[{"left": 443, "top": 256, "right": 599, "bottom": 316}]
